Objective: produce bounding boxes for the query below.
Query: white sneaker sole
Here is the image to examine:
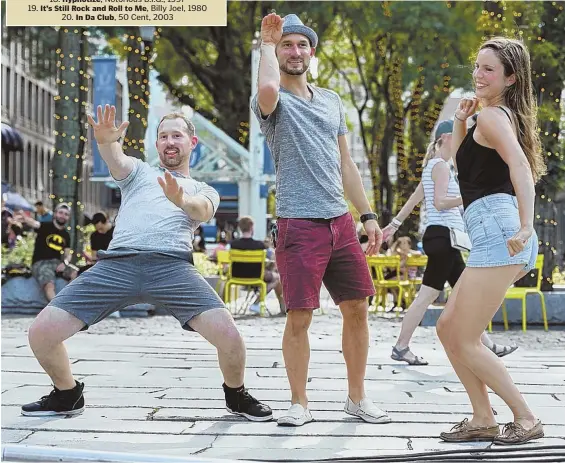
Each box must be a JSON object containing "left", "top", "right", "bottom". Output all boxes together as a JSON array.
[
  {"left": 21, "top": 407, "right": 84, "bottom": 417},
  {"left": 277, "top": 415, "right": 314, "bottom": 427},
  {"left": 345, "top": 408, "right": 391, "bottom": 424},
  {"left": 226, "top": 407, "right": 273, "bottom": 422}
]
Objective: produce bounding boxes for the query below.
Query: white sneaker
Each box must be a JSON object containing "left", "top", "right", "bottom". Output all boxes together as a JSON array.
[
  {"left": 249, "top": 303, "right": 261, "bottom": 314},
  {"left": 277, "top": 404, "right": 314, "bottom": 427},
  {"left": 344, "top": 397, "right": 391, "bottom": 424}
]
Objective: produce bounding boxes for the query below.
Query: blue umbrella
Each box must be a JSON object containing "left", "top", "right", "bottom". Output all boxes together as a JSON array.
[{"left": 4, "top": 191, "right": 34, "bottom": 212}]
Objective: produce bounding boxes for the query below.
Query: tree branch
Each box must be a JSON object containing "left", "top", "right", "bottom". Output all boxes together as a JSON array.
[
  {"left": 156, "top": 72, "right": 217, "bottom": 123},
  {"left": 160, "top": 33, "right": 218, "bottom": 93}
]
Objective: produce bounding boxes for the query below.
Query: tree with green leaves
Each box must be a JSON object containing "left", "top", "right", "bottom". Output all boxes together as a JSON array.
[
  {"left": 101, "top": 26, "right": 153, "bottom": 160},
  {"left": 0, "top": 17, "right": 88, "bottom": 255},
  {"left": 152, "top": 1, "right": 339, "bottom": 144},
  {"left": 51, "top": 27, "right": 89, "bottom": 254},
  {"left": 480, "top": 1, "right": 565, "bottom": 289},
  {"left": 316, "top": 1, "right": 481, "bottom": 232}
]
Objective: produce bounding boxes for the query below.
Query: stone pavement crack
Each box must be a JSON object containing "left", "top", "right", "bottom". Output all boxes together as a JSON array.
[
  {"left": 191, "top": 435, "right": 219, "bottom": 455},
  {"left": 551, "top": 393, "right": 561, "bottom": 401},
  {"left": 17, "top": 430, "right": 35, "bottom": 444},
  {"left": 180, "top": 422, "right": 197, "bottom": 433},
  {"left": 146, "top": 407, "right": 161, "bottom": 420}
]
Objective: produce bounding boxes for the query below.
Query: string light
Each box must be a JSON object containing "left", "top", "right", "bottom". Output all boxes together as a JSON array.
[
  {"left": 480, "top": 1, "right": 565, "bottom": 286},
  {"left": 50, "top": 27, "right": 90, "bottom": 244},
  {"left": 121, "top": 31, "right": 154, "bottom": 157}
]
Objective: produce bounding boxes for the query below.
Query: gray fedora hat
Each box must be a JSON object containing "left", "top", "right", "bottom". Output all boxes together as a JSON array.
[{"left": 282, "top": 14, "right": 318, "bottom": 48}]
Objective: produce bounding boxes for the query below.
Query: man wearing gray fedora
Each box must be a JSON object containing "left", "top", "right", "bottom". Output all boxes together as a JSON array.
[{"left": 251, "top": 13, "right": 390, "bottom": 427}]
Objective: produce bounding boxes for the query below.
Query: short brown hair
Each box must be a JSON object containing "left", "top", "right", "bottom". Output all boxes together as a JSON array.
[
  {"left": 55, "top": 203, "right": 71, "bottom": 212},
  {"left": 157, "top": 113, "right": 195, "bottom": 138},
  {"left": 238, "top": 216, "right": 254, "bottom": 233}
]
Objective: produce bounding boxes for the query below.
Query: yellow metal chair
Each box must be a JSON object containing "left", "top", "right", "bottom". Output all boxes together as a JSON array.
[
  {"left": 366, "top": 255, "right": 410, "bottom": 315},
  {"left": 404, "top": 254, "right": 428, "bottom": 306},
  {"left": 224, "top": 249, "right": 268, "bottom": 316},
  {"left": 489, "top": 254, "right": 548, "bottom": 332},
  {"left": 215, "top": 249, "right": 231, "bottom": 294}
]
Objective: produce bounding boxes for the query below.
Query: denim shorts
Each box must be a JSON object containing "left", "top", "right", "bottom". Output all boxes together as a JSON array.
[{"left": 463, "top": 193, "right": 538, "bottom": 271}]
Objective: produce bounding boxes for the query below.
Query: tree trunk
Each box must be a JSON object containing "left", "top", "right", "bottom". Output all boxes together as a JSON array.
[
  {"left": 530, "top": 2, "right": 564, "bottom": 291},
  {"left": 397, "top": 71, "right": 423, "bottom": 240},
  {"left": 51, "top": 28, "right": 87, "bottom": 257},
  {"left": 123, "top": 29, "right": 150, "bottom": 160},
  {"left": 533, "top": 77, "right": 562, "bottom": 291},
  {"left": 379, "top": 118, "right": 395, "bottom": 225}
]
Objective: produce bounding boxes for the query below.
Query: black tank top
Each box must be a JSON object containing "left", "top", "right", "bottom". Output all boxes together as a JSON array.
[{"left": 456, "top": 106, "right": 516, "bottom": 210}]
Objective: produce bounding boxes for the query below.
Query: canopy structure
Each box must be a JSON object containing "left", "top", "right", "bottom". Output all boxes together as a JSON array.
[{"left": 1, "top": 123, "right": 24, "bottom": 152}]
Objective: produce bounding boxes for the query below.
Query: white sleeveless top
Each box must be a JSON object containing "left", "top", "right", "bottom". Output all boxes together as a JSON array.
[{"left": 422, "top": 158, "right": 465, "bottom": 232}]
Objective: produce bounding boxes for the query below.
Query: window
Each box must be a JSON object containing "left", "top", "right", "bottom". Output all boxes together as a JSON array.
[
  {"left": 11, "top": 150, "right": 18, "bottom": 184},
  {"left": 28, "top": 81, "right": 33, "bottom": 122},
  {"left": 45, "top": 91, "right": 50, "bottom": 133},
  {"left": 2, "top": 150, "right": 9, "bottom": 182},
  {"left": 38, "top": 88, "right": 43, "bottom": 129},
  {"left": 37, "top": 148, "right": 45, "bottom": 191},
  {"left": 19, "top": 75, "right": 25, "bottom": 118},
  {"left": 31, "top": 145, "right": 38, "bottom": 190},
  {"left": 5, "top": 67, "right": 11, "bottom": 112},
  {"left": 50, "top": 96, "right": 55, "bottom": 132},
  {"left": 1, "top": 66, "right": 5, "bottom": 106},
  {"left": 48, "top": 149, "right": 54, "bottom": 193},
  {"left": 1, "top": 8, "right": 8, "bottom": 44},
  {"left": 21, "top": 142, "right": 31, "bottom": 186}
]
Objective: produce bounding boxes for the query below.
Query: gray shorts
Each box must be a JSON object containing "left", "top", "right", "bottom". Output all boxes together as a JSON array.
[
  {"left": 32, "top": 258, "right": 74, "bottom": 287},
  {"left": 49, "top": 252, "right": 225, "bottom": 331}
]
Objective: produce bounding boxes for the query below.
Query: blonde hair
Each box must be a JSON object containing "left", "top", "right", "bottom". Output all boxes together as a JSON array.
[
  {"left": 157, "top": 113, "right": 196, "bottom": 138},
  {"left": 421, "top": 139, "right": 439, "bottom": 169},
  {"left": 479, "top": 37, "right": 546, "bottom": 182}
]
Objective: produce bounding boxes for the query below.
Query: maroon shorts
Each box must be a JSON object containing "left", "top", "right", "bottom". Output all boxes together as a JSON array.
[{"left": 275, "top": 213, "right": 375, "bottom": 310}]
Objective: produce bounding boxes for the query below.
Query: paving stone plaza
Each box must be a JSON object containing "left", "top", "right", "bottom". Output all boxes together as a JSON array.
[{"left": 2, "top": 302, "right": 565, "bottom": 462}]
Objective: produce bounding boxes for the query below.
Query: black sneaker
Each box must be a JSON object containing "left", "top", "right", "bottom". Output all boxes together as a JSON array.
[
  {"left": 21, "top": 381, "right": 85, "bottom": 417},
  {"left": 223, "top": 384, "right": 273, "bottom": 422}
]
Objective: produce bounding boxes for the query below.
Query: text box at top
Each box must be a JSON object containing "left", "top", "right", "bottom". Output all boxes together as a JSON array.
[{"left": 6, "top": 0, "right": 227, "bottom": 27}]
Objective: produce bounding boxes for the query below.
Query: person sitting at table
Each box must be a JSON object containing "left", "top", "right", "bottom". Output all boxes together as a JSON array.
[{"left": 230, "top": 216, "right": 285, "bottom": 314}]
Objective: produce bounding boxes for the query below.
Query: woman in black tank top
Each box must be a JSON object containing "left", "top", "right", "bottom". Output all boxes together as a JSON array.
[
  {"left": 381, "top": 121, "right": 516, "bottom": 366},
  {"left": 435, "top": 38, "right": 546, "bottom": 445}
]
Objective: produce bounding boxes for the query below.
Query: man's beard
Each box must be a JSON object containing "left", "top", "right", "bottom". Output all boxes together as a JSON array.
[
  {"left": 55, "top": 218, "right": 67, "bottom": 226},
  {"left": 280, "top": 60, "right": 309, "bottom": 76},
  {"left": 160, "top": 150, "right": 184, "bottom": 168}
]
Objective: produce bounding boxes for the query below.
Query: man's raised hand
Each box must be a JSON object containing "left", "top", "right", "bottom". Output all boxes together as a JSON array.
[
  {"left": 261, "top": 13, "right": 284, "bottom": 46},
  {"left": 158, "top": 170, "right": 185, "bottom": 209},
  {"left": 87, "top": 104, "right": 129, "bottom": 145}
]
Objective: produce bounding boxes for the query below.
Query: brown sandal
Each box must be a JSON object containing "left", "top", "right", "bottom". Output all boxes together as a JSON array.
[
  {"left": 440, "top": 418, "right": 499, "bottom": 442},
  {"left": 493, "top": 420, "right": 544, "bottom": 445}
]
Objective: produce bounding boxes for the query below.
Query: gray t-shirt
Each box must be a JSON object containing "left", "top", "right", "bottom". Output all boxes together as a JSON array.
[
  {"left": 251, "top": 84, "right": 349, "bottom": 219},
  {"left": 105, "top": 158, "right": 219, "bottom": 257}
]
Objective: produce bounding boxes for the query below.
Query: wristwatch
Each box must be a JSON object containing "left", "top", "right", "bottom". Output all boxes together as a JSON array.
[{"left": 360, "top": 212, "right": 378, "bottom": 224}]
